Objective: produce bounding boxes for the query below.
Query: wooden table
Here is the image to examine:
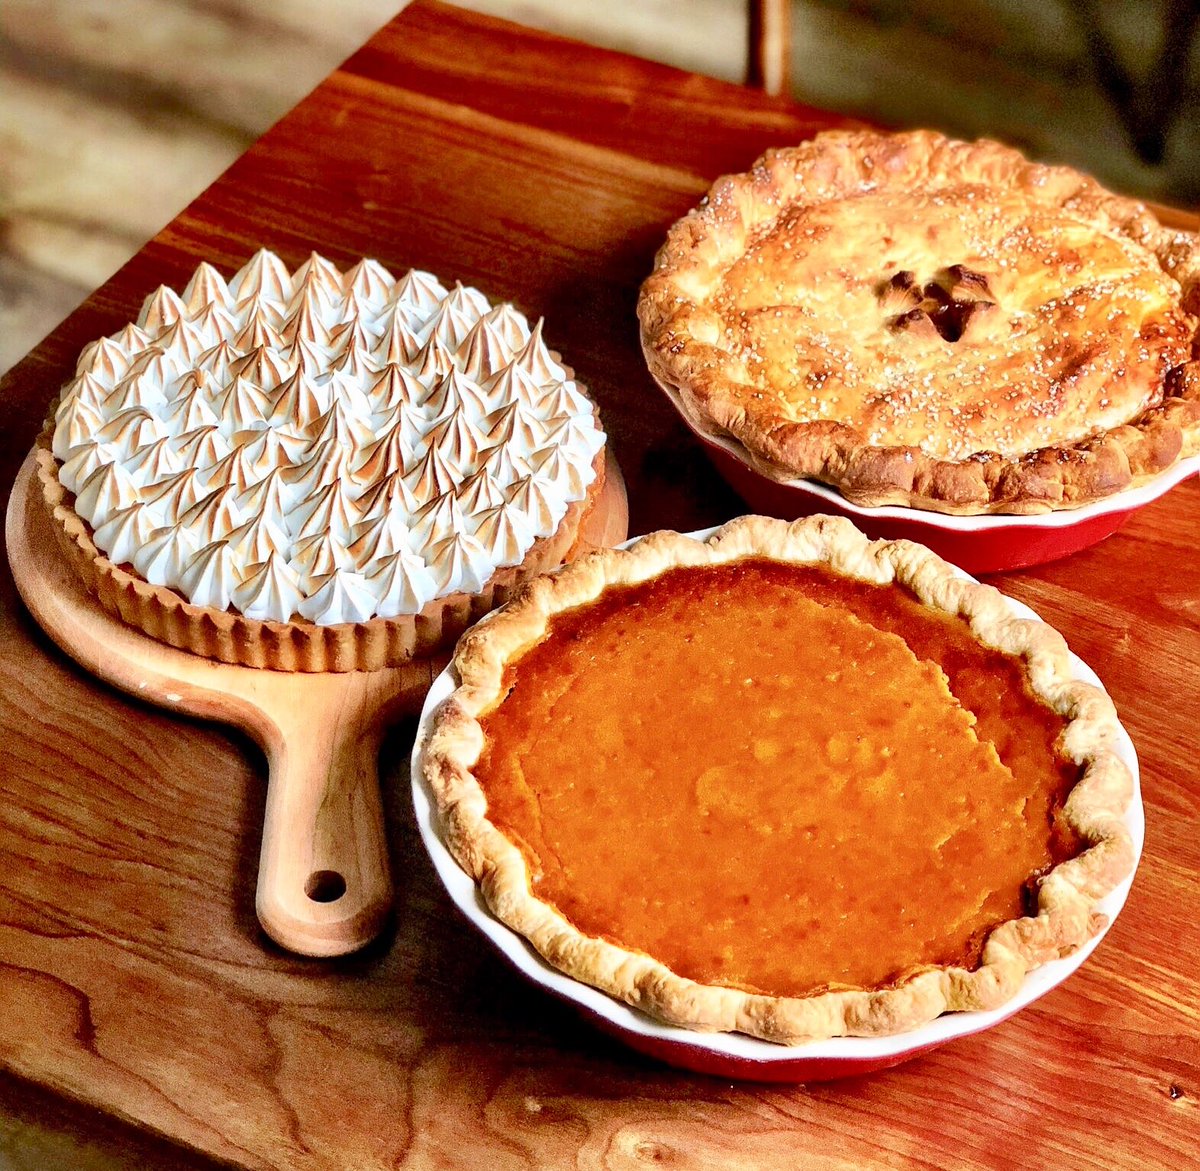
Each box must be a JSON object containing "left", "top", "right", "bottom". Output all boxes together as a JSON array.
[{"left": 1, "top": 3, "right": 1197, "bottom": 1167}]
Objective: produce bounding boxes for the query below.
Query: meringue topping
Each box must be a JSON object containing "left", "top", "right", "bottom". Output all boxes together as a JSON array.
[{"left": 52, "top": 250, "right": 604, "bottom": 623}]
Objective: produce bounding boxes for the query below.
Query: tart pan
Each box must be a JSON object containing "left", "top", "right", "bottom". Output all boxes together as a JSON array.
[{"left": 411, "top": 531, "right": 1143, "bottom": 1081}]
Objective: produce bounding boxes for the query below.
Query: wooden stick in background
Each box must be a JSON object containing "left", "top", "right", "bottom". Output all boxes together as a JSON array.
[{"left": 748, "top": 0, "right": 791, "bottom": 96}]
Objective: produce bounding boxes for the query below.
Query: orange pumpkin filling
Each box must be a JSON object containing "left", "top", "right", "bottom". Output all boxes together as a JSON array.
[{"left": 474, "top": 559, "right": 1080, "bottom": 999}]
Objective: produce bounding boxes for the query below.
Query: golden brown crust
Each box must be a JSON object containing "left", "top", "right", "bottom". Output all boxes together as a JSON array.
[
  {"left": 422, "top": 514, "right": 1134, "bottom": 1043},
  {"left": 638, "top": 129, "right": 1200, "bottom": 515},
  {"left": 36, "top": 420, "right": 606, "bottom": 673}
]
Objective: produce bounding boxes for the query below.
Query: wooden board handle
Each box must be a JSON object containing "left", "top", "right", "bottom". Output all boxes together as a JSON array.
[{"left": 256, "top": 692, "right": 393, "bottom": 957}]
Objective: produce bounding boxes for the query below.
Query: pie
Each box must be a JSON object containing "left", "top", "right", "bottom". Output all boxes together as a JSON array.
[
  {"left": 637, "top": 129, "right": 1200, "bottom": 515},
  {"left": 36, "top": 250, "right": 606, "bottom": 670},
  {"left": 422, "top": 515, "right": 1134, "bottom": 1043}
]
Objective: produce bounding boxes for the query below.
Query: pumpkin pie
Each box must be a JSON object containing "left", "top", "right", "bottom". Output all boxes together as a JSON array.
[
  {"left": 422, "top": 515, "right": 1134, "bottom": 1043},
  {"left": 638, "top": 129, "right": 1200, "bottom": 514},
  {"left": 36, "top": 250, "right": 606, "bottom": 670}
]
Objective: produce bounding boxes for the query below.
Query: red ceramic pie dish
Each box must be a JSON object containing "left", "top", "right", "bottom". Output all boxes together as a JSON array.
[{"left": 655, "top": 376, "right": 1200, "bottom": 576}]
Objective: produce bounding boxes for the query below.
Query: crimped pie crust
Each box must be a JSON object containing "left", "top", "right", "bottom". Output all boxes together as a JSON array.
[
  {"left": 422, "top": 514, "right": 1135, "bottom": 1043},
  {"left": 638, "top": 129, "right": 1200, "bottom": 515},
  {"left": 36, "top": 425, "right": 604, "bottom": 672}
]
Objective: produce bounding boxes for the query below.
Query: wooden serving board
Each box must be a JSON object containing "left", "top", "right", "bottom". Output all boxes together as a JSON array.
[{"left": 5, "top": 448, "right": 627, "bottom": 959}]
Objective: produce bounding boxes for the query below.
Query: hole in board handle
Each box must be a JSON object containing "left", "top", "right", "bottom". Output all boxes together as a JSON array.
[{"left": 305, "top": 870, "right": 347, "bottom": 903}]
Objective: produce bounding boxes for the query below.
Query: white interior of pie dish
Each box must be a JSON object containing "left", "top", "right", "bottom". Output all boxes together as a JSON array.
[
  {"left": 654, "top": 371, "right": 1200, "bottom": 531},
  {"left": 410, "top": 541, "right": 1144, "bottom": 1070}
]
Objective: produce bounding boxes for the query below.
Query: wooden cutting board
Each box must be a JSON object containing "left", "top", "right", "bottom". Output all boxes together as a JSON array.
[{"left": 5, "top": 448, "right": 627, "bottom": 958}]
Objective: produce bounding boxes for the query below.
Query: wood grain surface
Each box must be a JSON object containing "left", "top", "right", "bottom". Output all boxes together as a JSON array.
[{"left": 0, "top": 2, "right": 1196, "bottom": 1168}]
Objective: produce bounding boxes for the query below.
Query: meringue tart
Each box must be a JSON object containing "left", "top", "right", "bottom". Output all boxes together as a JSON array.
[
  {"left": 638, "top": 129, "right": 1200, "bottom": 515},
  {"left": 37, "top": 250, "right": 606, "bottom": 670},
  {"left": 422, "top": 516, "right": 1134, "bottom": 1043}
]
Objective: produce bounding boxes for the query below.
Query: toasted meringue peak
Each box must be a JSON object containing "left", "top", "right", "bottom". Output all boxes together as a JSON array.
[
  {"left": 528, "top": 444, "right": 590, "bottom": 496},
  {"left": 291, "top": 252, "right": 344, "bottom": 296},
  {"left": 423, "top": 368, "right": 487, "bottom": 419},
  {"left": 214, "top": 377, "right": 273, "bottom": 435},
  {"left": 102, "top": 371, "right": 168, "bottom": 416},
  {"left": 53, "top": 251, "right": 603, "bottom": 622},
  {"left": 155, "top": 317, "right": 210, "bottom": 364},
  {"left": 480, "top": 358, "right": 544, "bottom": 407},
  {"left": 81, "top": 337, "right": 136, "bottom": 387},
  {"left": 456, "top": 318, "right": 512, "bottom": 384},
  {"left": 123, "top": 435, "right": 185, "bottom": 485},
  {"left": 59, "top": 441, "right": 116, "bottom": 494},
  {"left": 96, "top": 406, "right": 163, "bottom": 451},
  {"left": 480, "top": 399, "right": 550, "bottom": 449},
  {"left": 182, "top": 262, "right": 231, "bottom": 314},
  {"left": 411, "top": 334, "right": 456, "bottom": 386},
  {"left": 126, "top": 345, "right": 184, "bottom": 392},
  {"left": 291, "top": 479, "right": 358, "bottom": 543},
  {"left": 225, "top": 513, "right": 289, "bottom": 565},
  {"left": 231, "top": 553, "right": 305, "bottom": 623},
  {"left": 351, "top": 420, "right": 415, "bottom": 484},
  {"left": 291, "top": 529, "right": 354, "bottom": 587},
  {"left": 177, "top": 484, "right": 244, "bottom": 544},
  {"left": 425, "top": 405, "right": 485, "bottom": 472},
  {"left": 189, "top": 303, "right": 241, "bottom": 349},
  {"left": 353, "top": 469, "right": 420, "bottom": 520},
  {"left": 139, "top": 285, "right": 186, "bottom": 332},
  {"left": 229, "top": 342, "right": 291, "bottom": 389},
  {"left": 142, "top": 468, "right": 206, "bottom": 521},
  {"left": 227, "top": 249, "right": 291, "bottom": 304},
  {"left": 479, "top": 441, "right": 532, "bottom": 486},
  {"left": 471, "top": 501, "right": 535, "bottom": 567},
  {"left": 199, "top": 444, "right": 262, "bottom": 496},
  {"left": 283, "top": 438, "right": 353, "bottom": 498},
  {"left": 74, "top": 460, "right": 139, "bottom": 526},
  {"left": 57, "top": 373, "right": 109, "bottom": 418},
  {"left": 482, "top": 303, "right": 530, "bottom": 351},
  {"left": 269, "top": 369, "right": 332, "bottom": 432},
  {"left": 408, "top": 490, "right": 464, "bottom": 549},
  {"left": 367, "top": 363, "right": 425, "bottom": 412},
  {"left": 133, "top": 524, "right": 201, "bottom": 588},
  {"left": 92, "top": 502, "right": 156, "bottom": 566},
  {"left": 194, "top": 340, "right": 242, "bottom": 384},
  {"left": 345, "top": 258, "right": 395, "bottom": 302},
  {"left": 506, "top": 473, "right": 565, "bottom": 537},
  {"left": 367, "top": 550, "right": 437, "bottom": 617},
  {"left": 455, "top": 466, "right": 506, "bottom": 514},
  {"left": 347, "top": 510, "right": 412, "bottom": 565},
  {"left": 425, "top": 531, "right": 493, "bottom": 595},
  {"left": 392, "top": 269, "right": 447, "bottom": 316},
  {"left": 53, "top": 395, "right": 106, "bottom": 460},
  {"left": 310, "top": 399, "right": 375, "bottom": 452},
  {"left": 235, "top": 465, "right": 292, "bottom": 529},
  {"left": 162, "top": 387, "right": 221, "bottom": 435},
  {"left": 403, "top": 445, "right": 459, "bottom": 501},
  {"left": 372, "top": 314, "right": 423, "bottom": 368},
  {"left": 512, "top": 319, "right": 565, "bottom": 385},
  {"left": 172, "top": 425, "right": 232, "bottom": 467},
  {"left": 179, "top": 540, "right": 240, "bottom": 610},
  {"left": 297, "top": 569, "right": 378, "bottom": 625}
]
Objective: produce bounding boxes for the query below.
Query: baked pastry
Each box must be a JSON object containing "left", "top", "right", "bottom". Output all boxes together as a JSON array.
[
  {"left": 638, "top": 129, "right": 1200, "bottom": 514},
  {"left": 422, "top": 515, "right": 1134, "bottom": 1043},
  {"left": 37, "top": 250, "right": 606, "bottom": 670}
]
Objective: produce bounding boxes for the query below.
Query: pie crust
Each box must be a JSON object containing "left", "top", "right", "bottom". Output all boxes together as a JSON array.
[
  {"left": 638, "top": 129, "right": 1200, "bottom": 515},
  {"left": 422, "top": 514, "right": 1135, "bottom": 1043}
]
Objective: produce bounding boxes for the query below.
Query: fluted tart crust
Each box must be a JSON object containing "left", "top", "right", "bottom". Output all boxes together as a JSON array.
[
  {"left": 638, "top": 130, "right": 1200, "bottom": 514},
  {"left": 422, "top": 515, "right": 1135, "bottom": 1044}
]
